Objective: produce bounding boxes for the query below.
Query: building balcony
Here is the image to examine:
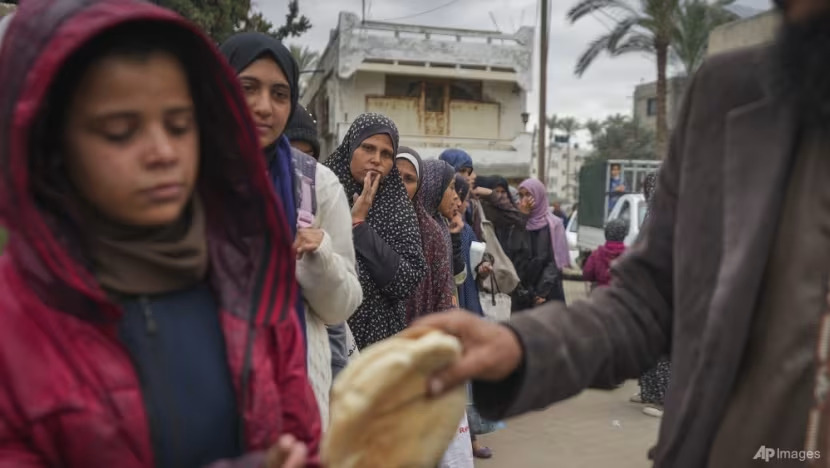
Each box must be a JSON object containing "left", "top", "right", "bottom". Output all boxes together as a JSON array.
[
  {"left": 334, "top": 12, "right": 534, "bottom": 91},
  {"left": 335, "top": 120, "right": 532, "bottom": 178}
]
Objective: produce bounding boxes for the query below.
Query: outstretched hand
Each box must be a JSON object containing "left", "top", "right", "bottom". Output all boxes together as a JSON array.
[{"left": 409, "top": 310, "right": 524, "bottom": 397}]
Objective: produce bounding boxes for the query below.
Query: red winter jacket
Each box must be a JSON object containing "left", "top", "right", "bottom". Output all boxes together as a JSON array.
[
  {"left": 582, "top": 241, "right": 627, "bottom": 288},
  {"left": 0, "top": 2, "right": 320, "bottom": 467}
]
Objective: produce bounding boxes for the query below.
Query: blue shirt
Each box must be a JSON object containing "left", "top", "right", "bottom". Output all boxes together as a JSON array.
[{"left": 119, "top": 284, "right": 242, "bottom": 468}]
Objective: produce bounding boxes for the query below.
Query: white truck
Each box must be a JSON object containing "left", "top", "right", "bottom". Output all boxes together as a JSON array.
[{"left": 575, "top": 159, "right": 660, "bottom": 262}]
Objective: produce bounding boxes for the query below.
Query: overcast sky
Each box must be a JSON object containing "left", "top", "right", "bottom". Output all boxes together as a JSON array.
[{"left": 259, "top": 0, "right": 773, "bottom": 130}]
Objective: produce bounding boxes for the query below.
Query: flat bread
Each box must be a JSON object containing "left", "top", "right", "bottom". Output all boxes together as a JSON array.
[{"left": 322, "top": 328, "right": 466, "bottom": 468}]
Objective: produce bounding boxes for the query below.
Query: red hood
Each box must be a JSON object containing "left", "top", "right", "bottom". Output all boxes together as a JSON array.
[
  {"left": 600, "top": 241, "right": 626, "bottom": 261},
  {"left": 0, "top": 0, "right": 296, "bottom": 324}
]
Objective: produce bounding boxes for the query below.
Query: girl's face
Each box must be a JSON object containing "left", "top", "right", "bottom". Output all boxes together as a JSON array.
[
  {"left": 64, "top": 52, "right": 199, "bottom": 227},
  {"left": 494, "top": 185, "right": 508, "bottom": 201},
  {"left": 438, "top": 177, "right": 458, "bottom": 219},
  {"left": 239, "top": 57, "right": 291, "bottom": 149},
  {"left": 396, "top": 159, "right": 419, "bottom": 200}
]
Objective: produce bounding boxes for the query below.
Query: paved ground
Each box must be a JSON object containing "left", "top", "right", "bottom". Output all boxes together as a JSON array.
[
  {"left": 474, "top": 381, "right": 660, "bottom": 468},
  {"left": 473, "top": 281, "right": 661, "bottom": 468}
]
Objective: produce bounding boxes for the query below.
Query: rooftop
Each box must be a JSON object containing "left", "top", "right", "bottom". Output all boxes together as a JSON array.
[{"left": 319, "top": 12, "right": 534, "bottom": 90}]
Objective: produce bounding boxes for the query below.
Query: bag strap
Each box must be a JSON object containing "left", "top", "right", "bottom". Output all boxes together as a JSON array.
[
  {"left": 290, "top": 149, "right": 318, "bottom": 228},
  {"left": 488, "top": 274, "right": 503, "bottom": 306},
  {"left": 489, "top": 275, "right": 497, "bottom": 306}
]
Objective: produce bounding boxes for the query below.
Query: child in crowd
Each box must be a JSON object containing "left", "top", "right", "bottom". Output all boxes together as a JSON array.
[{"left": 582, "top": 219, "right": 628, "bottom": 288}]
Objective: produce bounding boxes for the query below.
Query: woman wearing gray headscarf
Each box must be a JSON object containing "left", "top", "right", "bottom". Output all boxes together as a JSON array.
[{"left": 325, "top": 114, "right": 426, "bottom": 349}]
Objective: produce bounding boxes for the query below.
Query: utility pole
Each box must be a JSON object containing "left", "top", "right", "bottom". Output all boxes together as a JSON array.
[
  {"left": 362, "top": 0, "right": 366, "bottom": 23},
  {"left": 537, "top": 0, "right": 549, "bottom": 184}
]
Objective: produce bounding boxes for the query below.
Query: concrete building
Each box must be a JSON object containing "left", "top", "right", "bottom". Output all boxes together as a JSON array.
[
  {"left": 708, "top": 10, "right": 780, "bottom": 55},
  {"left": 632, "top": 76, "right": 688, "bottom": 134},
  {"left": 631, "top": 2, "right": 773, "bottom": 132},
  {"left": 302, "top": 12, "right": 535, "bottom": 178},
  {"left": 544, "top": 144, "right": 590, "bottom": 203}
]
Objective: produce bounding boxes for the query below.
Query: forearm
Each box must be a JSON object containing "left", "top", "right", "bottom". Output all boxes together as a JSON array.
[{"left": 352, "top": 223, "right": 401, "bottom": 289}]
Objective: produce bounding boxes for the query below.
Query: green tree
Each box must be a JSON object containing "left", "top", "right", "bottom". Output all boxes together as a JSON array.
[
  {"left": 589, "top": 114, "right": 656, "bottom": 162},
  {"left": 556, "top": 117, "right": 582, "bottom": 143},
  {"left": 672, "top": 0, "right": 737, "bottom": 76},
  {"left": 273, "top": 0, "right": 312, "bottom": 41},
  {"left": 567, "top": 0, "right": 680, "bottom": 159},
  {"left": 155, "top": 0, "right": 311, "bottom": 43},
  {"left": 584, "top": 118, "right": 604, "bottom": 144}
]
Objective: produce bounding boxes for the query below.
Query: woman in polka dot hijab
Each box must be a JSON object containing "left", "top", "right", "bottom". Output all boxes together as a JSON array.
[{"left": 324, "top": 113, "right": 426, "bottom": 349}]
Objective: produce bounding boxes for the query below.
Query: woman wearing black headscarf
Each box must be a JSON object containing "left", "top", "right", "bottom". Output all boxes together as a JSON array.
[
  {"left": 220, "top": 33, "right": 364, "bottom": 428},
  {"left": 325, "top": 114, "right": 426, "bottom": 349},
  {"left": 220, "top": 32, "right": 300, "bottom": 236}
]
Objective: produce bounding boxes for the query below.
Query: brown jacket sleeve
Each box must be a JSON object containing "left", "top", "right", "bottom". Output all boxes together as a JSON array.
[{"left": 472, "top": 71, "right": 699, "bottom": 420}]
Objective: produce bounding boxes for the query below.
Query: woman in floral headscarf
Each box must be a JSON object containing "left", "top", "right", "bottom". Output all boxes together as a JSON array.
[
  {"left": 398, "top": 155, "right": 458, "bottom": 322},
  {"left": 324, "top": 114, "right": 426, "bottom": 349}
]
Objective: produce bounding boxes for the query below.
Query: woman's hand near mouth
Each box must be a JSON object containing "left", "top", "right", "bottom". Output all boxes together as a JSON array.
[{"left": 351, "top": 172, "right": 380, "bottom": 225}]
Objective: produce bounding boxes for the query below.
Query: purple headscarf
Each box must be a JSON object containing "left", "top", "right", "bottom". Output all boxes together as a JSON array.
[{"left": 519, "top": 178, "right": 571, "bottom": 270}]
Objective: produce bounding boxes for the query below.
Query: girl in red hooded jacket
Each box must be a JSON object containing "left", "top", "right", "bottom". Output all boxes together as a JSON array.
[
  {"left": 582, "top": 219, "right": 629, "bottom": 288},
  {"left": 0, "top": 1, "right": 320, "bottom": 467}
]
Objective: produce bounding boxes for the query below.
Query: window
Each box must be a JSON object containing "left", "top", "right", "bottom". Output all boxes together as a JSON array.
[
  {"left": 385, "top": 76, "right": 422, "bottom": 98},
  {"left": 386, "top": 76, "right": 484, "bottom": 103},
  {"left": 449, "top": 80, "right": 483, "bottom": 101},
  {"left": 646, "top": 98, "right": 658, "bottom": 116},
  {"left": 424, "top": 81, "right": 445, "bottom": 112}
]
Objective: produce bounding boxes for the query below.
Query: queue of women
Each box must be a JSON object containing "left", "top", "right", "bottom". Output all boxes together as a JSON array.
[{"left": 0, "top": 1, "right": 570, "bottom": 467}]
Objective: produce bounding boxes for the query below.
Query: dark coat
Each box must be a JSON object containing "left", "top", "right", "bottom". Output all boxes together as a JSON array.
[{"left": 474, "top": 45, "right": 797, "bottom": 468}]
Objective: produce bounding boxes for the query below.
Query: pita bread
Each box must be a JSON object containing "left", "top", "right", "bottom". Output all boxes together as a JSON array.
[{"left": 322, "top": 328, "right": 466, "bottom": 468}]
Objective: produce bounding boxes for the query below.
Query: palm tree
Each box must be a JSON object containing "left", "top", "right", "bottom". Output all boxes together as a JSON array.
[
  {"left": 584, "top": 118, "right": 604, "bottom": 146},
  {"left": 289, "top": 45, "right": 320, "bottom": 96},
  {"left": 672, "top": 0, "right": 736, "bottom": 76},
  {"left": 567, "top": 0, "right": 680, "bottom": 159},
  {"left": 290, "top": 44, "right": 319, "bottom": 73}
]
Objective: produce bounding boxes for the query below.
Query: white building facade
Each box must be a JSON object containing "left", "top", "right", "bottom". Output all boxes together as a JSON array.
[
  {"left": 531, "top": 144, "right": 590, "bottom": 203},
  {"left": 302, "top": 12, "right": 535, "bottom": 178}
]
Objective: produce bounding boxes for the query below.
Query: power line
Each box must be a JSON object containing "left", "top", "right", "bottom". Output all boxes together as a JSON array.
[{"left": 372, "top": 0, "right": 463, "bottom": 22}]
